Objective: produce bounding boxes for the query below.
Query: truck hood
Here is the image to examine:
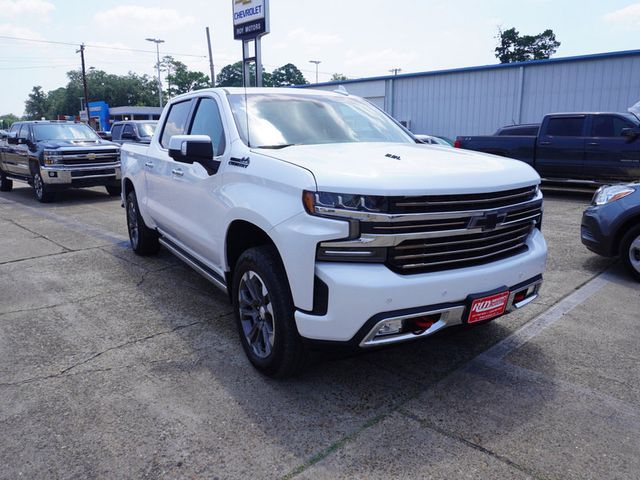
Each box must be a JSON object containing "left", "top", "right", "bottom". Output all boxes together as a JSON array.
[
  {"left": 40, "top": 139, "right": 119, "bottom": 149},
  {"left": 256, "top": 142, "right": 540, "bottom": 195}
]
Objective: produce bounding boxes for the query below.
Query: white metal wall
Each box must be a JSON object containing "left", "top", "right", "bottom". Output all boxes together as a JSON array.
[{"left": 309, "top": 51, "right": 640, "bottom": 139}]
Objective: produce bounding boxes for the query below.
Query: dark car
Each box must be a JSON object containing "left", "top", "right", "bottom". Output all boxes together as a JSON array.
[
  {"left": 581, "top": 183, "right": 640, "bottom": 280},
  {"left": 456, "top": 112, "right": 640, "bottom": 184},
  {"left": 110, "top": 120, "right": 157, "bottom": 145},
  {"left": 0, "top": 120, "right": 120, "bottom": 202}
]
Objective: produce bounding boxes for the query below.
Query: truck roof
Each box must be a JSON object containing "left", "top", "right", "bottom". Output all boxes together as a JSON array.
[{"left": 170, "top": 87, "right": 346, "bottom": 102}]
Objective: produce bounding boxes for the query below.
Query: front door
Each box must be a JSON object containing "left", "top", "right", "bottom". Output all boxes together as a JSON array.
[
  {"left": 536, "top": 116, "right": 587, "bottom": 180},
  {"left": 585, "top": 115, "right": 640, "bottom": 182}
]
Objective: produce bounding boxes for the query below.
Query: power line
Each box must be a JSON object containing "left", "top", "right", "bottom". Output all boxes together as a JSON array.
[{"left": 0, "top": 35, "right": 207, "bottom": 58}]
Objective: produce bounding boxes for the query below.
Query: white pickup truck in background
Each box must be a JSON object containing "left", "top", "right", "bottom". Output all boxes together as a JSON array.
[{"left": 120, "top": 87, "right": 547, "bottom": 377}]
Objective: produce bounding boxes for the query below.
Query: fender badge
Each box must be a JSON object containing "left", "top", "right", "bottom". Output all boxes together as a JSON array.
[{"left": 229, "top": 156, "right": 250, "bottom": 168}]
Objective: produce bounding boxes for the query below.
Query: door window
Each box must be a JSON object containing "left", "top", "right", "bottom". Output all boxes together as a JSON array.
[
  {"left": 18, "top": 124, "right": 31, "bottom": 141},
  {"left": 591, "top": 116, "right": 634, "bottom": 137},
  {"left": 545, "top": 117, "right": 585, "bottom": 137},
  {"left": 123, "top": 124, "right": 135, "bottom": 137},
  {"left": 189, "top": 98, "right": 226, "bottom": 155},
  {"left": 111, "top": 124, "right": 123, "bottom": 140},
  {"left": 160, "top": 100, "right": 192, "bottom": 149}
]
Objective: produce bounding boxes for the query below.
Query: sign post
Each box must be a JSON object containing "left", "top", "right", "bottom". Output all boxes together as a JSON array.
[{"left": 233, "top": 0, "right": 269, "bottom": 87}]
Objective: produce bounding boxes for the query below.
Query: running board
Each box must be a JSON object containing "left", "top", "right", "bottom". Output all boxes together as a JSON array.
[{"left": 158, "top": 237, "right": 228, "bottom": 294}]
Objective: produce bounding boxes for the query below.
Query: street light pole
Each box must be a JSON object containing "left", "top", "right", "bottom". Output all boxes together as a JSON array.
[
  {"left": 145, "top": 38, "right": 165, "bottom": 107},
  {"left": 309, "top": 60, "right": 321, "bottom": 84},
  {"left": 389, "top": 68, "right": 402, "bottom": 76}
]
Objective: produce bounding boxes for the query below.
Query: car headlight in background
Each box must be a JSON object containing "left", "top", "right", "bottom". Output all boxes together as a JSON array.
[
  {"left": 43, "top": 150, "right": 63, "bottom": 165},
  {"left": 592, "top": 185, "right": 635, "bottom": 206}
]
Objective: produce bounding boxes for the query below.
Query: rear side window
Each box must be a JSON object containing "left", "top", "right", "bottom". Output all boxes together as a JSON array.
[
  {"left": 498, "top": 125, "right": 539, "bottom": 136},
  {"left": 545, "top": 117, "right": 585, "bottom": 137},
  {"left": 111, "top": 124, "right": 123, "bottom": 140},
  {"left": 18, "top": 124, "right": 30, "bottom": 140},
  {"left": 160, "top": 100, "right": 192, "bottom": 149},
  {"left": 189, "top": 98, "right": 226, "bottom": 155},
  {"left": 591, "top": 116, "right": 633, "bottom": 137}
]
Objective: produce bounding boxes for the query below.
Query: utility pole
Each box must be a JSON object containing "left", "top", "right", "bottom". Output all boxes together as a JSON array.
[
  {"left": 145, "top": 38, "right": 165, "bottom": 107},
  {"left": 389, "top": 68, "right": 402, "bottom": 76},
  {"left": 309, "top": 60, "right": 321, "bottom": 84},
  {"left": 76, "top": 44, "right": 90, "bottom": 123},
  {"left": 206, "top": 27, "right": 215, "bottom": 87}
]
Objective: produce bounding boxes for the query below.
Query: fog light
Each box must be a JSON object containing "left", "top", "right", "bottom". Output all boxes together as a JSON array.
[
  {"left": 514, "top": 290, "right": 527, "bottom": 303},
  {"left": 375, "top": 319, "right": 403, "bottom": 337},
  {"left": 48, "top": 171, "right": 57, "bottom": 178}
]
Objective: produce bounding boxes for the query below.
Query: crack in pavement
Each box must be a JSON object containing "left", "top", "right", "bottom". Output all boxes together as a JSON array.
[
  {"left": 0, "top": 291, "right": 105, "bottom": 317},
  {"left": 0, "top": 321, "right": 203, "bottom": 388},
  {"left": 5, "top": 218, "right": 71, "bottom": 253}
]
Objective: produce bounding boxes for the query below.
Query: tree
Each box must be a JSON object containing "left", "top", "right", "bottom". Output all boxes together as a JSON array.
[
  {"left": 495, "top": 27, "right": 560, "bottom": 63},
  {"left": 331, "top": 73, "right": 348, "bottom": 81},
  {"left": 270, "top": 63, "right": 308, "bottom": 87},
  {"left": 0, "top": 113, "right": 21, "bottom": 130},
  {"left": 161, "top": 56, "right": 211, "bottom": 96},
  {"left": 216, "top": 62, "right": 244, "bottom": 87},
  {"left": 24, "top": 86, "right": 49, "bottom": 120}
]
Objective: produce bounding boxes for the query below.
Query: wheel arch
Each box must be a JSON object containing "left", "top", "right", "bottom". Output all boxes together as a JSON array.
[{"left": 613, "top": 213, "right": 640, "bottom": 256}]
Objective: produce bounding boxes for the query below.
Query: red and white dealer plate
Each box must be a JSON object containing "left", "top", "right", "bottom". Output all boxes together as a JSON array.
[{"left": 467, "top": 291, "right": 510, "bottom": 324}]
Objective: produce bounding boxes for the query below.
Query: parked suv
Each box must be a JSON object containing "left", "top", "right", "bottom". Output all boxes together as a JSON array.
[
  {"left": 0, "top": 120, "right": 120, "bottom": 202},
  {"left": 111, "top": 120, "right": 157, "bottom": 145},
  {"left": 121, "top": 88, "right": 547, "bottom": 377}
]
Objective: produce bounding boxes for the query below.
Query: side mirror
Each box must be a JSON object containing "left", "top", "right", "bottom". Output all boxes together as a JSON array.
[
  {"left": 7, "top": 135, "right": 18, "bottom": 145},
  {"left": 621, "top": 128, "right": 639, "bottom": 139},
  {"left": 168, "top": 135, "right": 219, "bottom": 175},
  {"left": 121, "top": 131, "right": 135, "bottom": 140},
  {"left": 17, "top": 137, "right": 30, "bottom": 146}
]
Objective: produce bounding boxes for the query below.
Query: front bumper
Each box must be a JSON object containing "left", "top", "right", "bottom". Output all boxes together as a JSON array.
[
  {"left": 41, "top": 163, "right": 121, "bottom": 187},
  {"left": 295, "top": 228, "right": 547, "bottom": 345},
  {"left": 580, "top": 203, "right": 623, "bottom": 257}
]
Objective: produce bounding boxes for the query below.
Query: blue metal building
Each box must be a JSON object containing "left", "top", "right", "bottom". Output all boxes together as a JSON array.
[{"left": 306, "top": 49, "right": 640, "bottom": 139}]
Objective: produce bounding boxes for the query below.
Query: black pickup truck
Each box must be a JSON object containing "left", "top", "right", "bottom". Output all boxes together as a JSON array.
[
  {"left": 456, "top": 112, "right": 640, "bottom": 184},
  {"left": 0, "top": 120, "right": 120, "bottom": 202}
]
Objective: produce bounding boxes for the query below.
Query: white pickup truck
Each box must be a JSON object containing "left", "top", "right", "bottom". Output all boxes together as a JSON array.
[{"left": 120, "top": 87, "right": 547, "bottom": 377}]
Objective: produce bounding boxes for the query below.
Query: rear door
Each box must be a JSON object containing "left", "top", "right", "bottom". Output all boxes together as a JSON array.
[
  {"left": 535, "top": 116, "right": 587, "bottom": 180},
  {"left": 585, "top": 114, "right": 640, "bottom": 182},
  {"left": 2, "top": 124, "right": 21, "bottom": 174},
  {"left": 14, "top": 124, "right": 33, "bottom": 175}
]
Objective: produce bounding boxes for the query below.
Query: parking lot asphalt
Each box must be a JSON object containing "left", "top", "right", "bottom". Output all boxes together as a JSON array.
[{"left": 0, "top": 185, "right": 638, "bottom": 480}]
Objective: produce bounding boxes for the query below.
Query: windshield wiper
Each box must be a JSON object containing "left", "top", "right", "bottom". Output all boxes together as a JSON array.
[{"left": 255, "top": 144, "right": 298, "bottom": 149}]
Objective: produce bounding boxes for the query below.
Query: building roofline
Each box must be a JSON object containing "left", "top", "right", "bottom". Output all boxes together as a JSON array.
[{"left": 303, "top": 49, "right": 640, "bottom": 88}]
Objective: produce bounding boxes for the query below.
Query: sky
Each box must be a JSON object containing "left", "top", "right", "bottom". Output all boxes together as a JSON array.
[{"left": 1, "top": 0, "right": 640, "bottom": 116}]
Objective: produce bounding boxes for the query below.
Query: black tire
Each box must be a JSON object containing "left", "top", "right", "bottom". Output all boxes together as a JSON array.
[
  {"left": 0, "top": 171, "right": 12, "bottom": 192},
  {"left": 33, "top": 170, "right": 55, "bottom": 203},
  {"left": 232, "top": 245, "right": 305, "bottom": 378},
  {"left": 620, "top": 224, "right": 640, "bottom": 281},
  {"left": 125, "top": 190, "right": 159, "bottom": 255},
  {"left": 106, "top": 185, "right": 122, "bottom": 197}
]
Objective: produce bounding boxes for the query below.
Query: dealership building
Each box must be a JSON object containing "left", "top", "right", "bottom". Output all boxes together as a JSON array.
[{"left": 307, "top": 49, "right": 640, "bottom": 139}]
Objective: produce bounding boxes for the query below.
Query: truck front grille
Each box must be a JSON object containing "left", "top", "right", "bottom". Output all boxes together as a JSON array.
[{"left": 60, "top": 149, "right": 119, "bottom": 165}]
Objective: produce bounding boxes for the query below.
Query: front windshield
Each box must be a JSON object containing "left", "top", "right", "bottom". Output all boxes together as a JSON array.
[
  {"left": 228, "top": 93, "right": 413, "bottom": 147},
  {"left": 32, "top": 123, "right": 99, "bottom": 141},
  {"left": 138, "top": 122, "right": 157, "bottom": 137}
]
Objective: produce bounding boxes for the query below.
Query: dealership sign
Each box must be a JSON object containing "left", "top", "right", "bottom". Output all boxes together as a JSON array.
[{"left": 233, "top": 0, "right": 270, "bottom": 40}]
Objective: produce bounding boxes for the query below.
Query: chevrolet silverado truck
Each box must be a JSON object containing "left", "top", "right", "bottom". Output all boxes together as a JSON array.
[
  {"left": 455, "top": 112, "right": 640, "bottom": 184},
  {"left": 120, "top": 87, "right": 547, "bottom": 377},
  {"left": 0, "top": 120, "right": 121, "bottom": 202}
]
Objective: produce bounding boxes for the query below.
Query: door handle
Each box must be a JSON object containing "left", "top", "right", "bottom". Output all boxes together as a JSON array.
[
  {"left": 171, "top": 168, "right": 184, "bottom": 177},
  {"left": 144, "top": 161, "right": 154, "bottom": 168},
  {"left": 587, "top": 142, "right": 600, "bottom": 146},
  {"left": 539, "top": 141, "right": 551, "bottom": 146}
]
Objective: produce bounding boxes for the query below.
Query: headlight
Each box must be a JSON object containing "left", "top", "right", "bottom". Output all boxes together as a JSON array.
[
  {"left": 302, "top": 190, "right": 388, "bottom": 217},
  {"left": 592, "top": 185, "right": 635, "bottom": 206},
  {"left": 43, "top": 150, "right": 63, "bottom": 165}
]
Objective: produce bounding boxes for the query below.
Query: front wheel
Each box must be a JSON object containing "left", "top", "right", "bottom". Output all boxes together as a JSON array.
[
  {"left": 620, "top": 225, "right": 640, "bottom": 281},
  {"left": 0, "top": 171, "right": 12, "bottom": 192},
  {"left": 232, "top": 246, "right": 305, "bottom": 378},
  {"left": 125, "top": 190, "right": 159, "bottom": 255},
  {"left": 33, "top": 170, "right": 54, "bottom": 203}
]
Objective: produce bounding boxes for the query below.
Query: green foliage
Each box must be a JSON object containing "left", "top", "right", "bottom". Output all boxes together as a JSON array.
[
  {"left": 162, "top": 56, "right": 211, "bottom": 96},
  {"left": 270, "top": 63, "right": 308, "bottom": 87},
  {"left": 495, "top": 27, "right": 560, "bottom": 64},
  {"left": 216, "top": 61, "right": 244, "bottom": 87},
  {"left": 0, "top": 113, "right": 21, "bottom": 129},
  {"left": 24, "top": 86, "right": 49, "bottom": 120},
  {"left": 331, "top": 73, "right": 348, "bottom": 81}
]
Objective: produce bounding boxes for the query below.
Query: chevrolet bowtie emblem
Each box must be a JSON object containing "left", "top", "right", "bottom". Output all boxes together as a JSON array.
[{"left": 87, "top": 153, "right": 96, "bottom": 160}]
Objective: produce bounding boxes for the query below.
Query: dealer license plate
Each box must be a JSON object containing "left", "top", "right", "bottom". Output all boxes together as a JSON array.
[{"left": 467, "top": 291, "right": 510, "bottom": 324}]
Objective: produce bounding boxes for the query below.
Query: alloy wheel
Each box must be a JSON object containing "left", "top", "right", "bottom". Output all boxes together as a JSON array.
[
  {"left": 629, "top": 236, "right": 640, "bottom": 274},
  {"left": 238, "top": 270, "right": 275, "bottom": 358},
  {"left": 127, "top": 199, "right": 139, "bottom": 248}
]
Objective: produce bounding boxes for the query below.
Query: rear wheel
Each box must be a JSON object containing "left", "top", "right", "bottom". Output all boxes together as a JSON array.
[
  {"left": 126, "top": 190, "right": 159, "bottom": 255},
  {"left": 0, "top": 171, "right": 12, "bottom": 192},
  {"left": 33, "top": 170, "right": 54, "bottom": 203},
  {"left": 620, "top": 225, "right": 640, "bottom": 281},
  {"left": 232, "top": 246, "right": 305, "bottom": 378},
  {"left": 106, "top": 185, "right": 121, "bottom": 197}
]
